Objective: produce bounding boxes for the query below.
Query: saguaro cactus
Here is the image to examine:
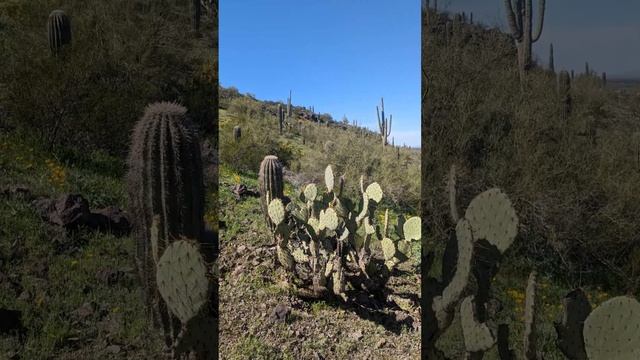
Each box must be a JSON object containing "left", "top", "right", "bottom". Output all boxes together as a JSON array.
[
  {"left": 191, "top": 0, "right": 201, "bottom": 33},
  {"left": 548, "top": 43, "right": 555, "bottom": 73},
  {"left": 47, "top": 10, "right": 71, "bottom": 55},
  {"left": 287, "top": 90, "right": 292, "bottom": 117},
  {"left": 503, "top": 0, "right": 546, "bottom": 82},
  {"left": 278, "top": 104, "right": 284, "bottom": 134},
  {"left": 259, "top": 155, "right": 284, "bottom": 230},
  {"left": 601, "top": 72, "right": 607, "bottom": 87},
  {"left": 376, "top": 97, "right": 392, "bottom": 148},
  {"left": 233, "top": 126, "right": 241, "bottom": 141},
  {"left": 126, "top": 102, "right": 205, "bottom": 349},
  {"left": 558, "top": 70, "right": 572, "bottom": 122}
]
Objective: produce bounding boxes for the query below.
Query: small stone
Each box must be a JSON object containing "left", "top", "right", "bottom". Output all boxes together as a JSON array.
[
  {"left": 269, "top": 303, "right": 291, "bottom": 322},
  {"left": 349, "top": 330, "right": 363, "bottom": 341},
  {"left": 376, "top": 338, "right": 386, "bottom": 348},
  {"left": 237, "top": 245, "right": 247, "bottom": 254},
  {"left": 17, "top": 290, "right": 31, "bottom": 302},
  {"left": 105, "top": 344, "right": 121, "bottom": 354},
  {"left": 73, "top": 302, "right": 95, "bottom": 320}
]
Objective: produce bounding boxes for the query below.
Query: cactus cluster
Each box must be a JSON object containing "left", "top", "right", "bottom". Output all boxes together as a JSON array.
[
  {"left": 259, "top": 155, "right": 420, "bottom": 299},
  {"left": 428, "top": 165, "right": 640, "bottom": 359},
  {"left": 126, "top": 102, "right": 215, "bottom": 358},
  {"left": 47, "top": 10, "right": 71, "bottom": 56}
]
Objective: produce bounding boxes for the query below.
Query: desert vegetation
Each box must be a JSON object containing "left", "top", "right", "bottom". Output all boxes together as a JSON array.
[
  {"left": 423, "top": 2, "right": 640, "bottom": 359},
  {"left": 0, "top": 1, "right": 217, "bottom": 358},
  {"left": 218, "top": 87, "right": 421, "bottom": 358}
]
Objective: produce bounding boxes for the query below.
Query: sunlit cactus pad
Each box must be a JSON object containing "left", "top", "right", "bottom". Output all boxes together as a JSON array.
[
  {"left": 156, "top": 239, "right": 211, "bottom": 324},
  {"left": 464, "top": 188, "right": 518, "bottom": 252},
  {"left": 583, "top": 296, "right": 640, "bottom": 360}
]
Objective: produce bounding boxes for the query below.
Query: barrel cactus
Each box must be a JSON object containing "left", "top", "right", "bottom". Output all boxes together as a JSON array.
[
  {"left": 259, "top": 155, "right": 285, "bottom": 230},
  {"left": 126, "top": 102, "right": 208, "bottom": 352},
  {"left": 47, "top": 10, "right": 71, "bottom": 55},
  {"left": 233, "top": 125, "right": 241, "bottom": 141}
]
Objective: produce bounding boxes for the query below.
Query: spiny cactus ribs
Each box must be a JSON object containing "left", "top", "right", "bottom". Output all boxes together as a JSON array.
[
  {"left": 48, "top": 10, "right": 71, "bottom": 55},
  {"left": 126, "top": 102, "right": 210, "bottom": 355},
  {"left": 260, "top": 155, "right": 420, "bottom": 300},
  {"left": 259, "top": 155, "right": 285, "bottom": 231}
]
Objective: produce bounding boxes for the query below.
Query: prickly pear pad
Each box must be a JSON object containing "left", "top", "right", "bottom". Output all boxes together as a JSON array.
[
  {"left": 583, "top": 296, "right": 640, "bottom": 360},
  {"left": 156, "top": 239, "right": 211, "bottom": 324},
  {"left": 465, "top": 188, "right": 518, "bottom": 253}
]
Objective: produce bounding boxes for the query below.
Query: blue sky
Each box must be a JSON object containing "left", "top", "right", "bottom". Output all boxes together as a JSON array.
[
  {"left": 220, "top": 0, "right": 421, "bottom": 147},
  {"left": 440, "top": 0, "right": 640, "bottom": 79}
]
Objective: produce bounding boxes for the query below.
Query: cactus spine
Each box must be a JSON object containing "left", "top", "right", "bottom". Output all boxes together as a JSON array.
[
  {"left": 503, "top": 0, "right": 546, "bottom": 82},
  {"left": 233, "top": 126, "right": 241, "bottom": 141},
  {"left": 558, "top": 70, "right": 572, "bottom": 122},
  {"left": 259, "top": 155, "right": 284, "bottom": 230},
  {"left": 126, "top": 102, "right": 206, "bottom": 352},
  {"left": 47, "top": 10, "right": 71, "bottom": 56},
  {"left": 376, "top": 97, "right": 392, "bottom": 148}
]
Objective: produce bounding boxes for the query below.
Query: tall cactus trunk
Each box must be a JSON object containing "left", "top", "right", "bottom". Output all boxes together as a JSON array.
[
  {"left": 503, "top": 0, "right": 545, "bottom": 84},
  {"left": 126, "top": 102, "right": 205, "bottom": 349},
  {"left": 192, "top": 0, "right": 201, "bottom": 33}
]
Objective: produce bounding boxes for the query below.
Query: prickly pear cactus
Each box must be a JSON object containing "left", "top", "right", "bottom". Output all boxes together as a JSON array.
[
  {"left": 48, "top": 10, "right": 71, "bottom": 55},
  {"left": 156, "top": 239, "right": 216, "bottom": 359},
  {"left": 156, "top": 239, "right": 212, "bottom": 324},
  {"left": 583, "top": 296, "right": 640, "bottom": 360},
  {"left": 461, "top": 295, "right": 496, "bottom": 352},
  {"left": 464, "top": 188, "right": 518, "bottom": 253},
  {"left": 426, "top": 176, "right": 520, "bottom": 357},
  {"left": 262, "top": 162, "right": 420, "bottom": 300}
]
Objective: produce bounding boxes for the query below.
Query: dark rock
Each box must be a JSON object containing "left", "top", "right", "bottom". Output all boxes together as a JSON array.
[
  {"left": 229, "top": 184, "right": 259, "bottom": 200},
  {"left": 86, "top": 206, "right": 131, "bottom": 236},
  {"left": 33, "top": 194, "right": 90, "bottom": 230},
  {"left": 269, "top": 303, "right": 291, "bottom": 323},
  {"left": 33, "top": 195, "right": 130, "bottom": 236},
  {"left": 96, "top": 268, "right": 125, "bottom": 286},
  {"left": 72, "top": 302, "right": 96, "bottom": 321}
]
